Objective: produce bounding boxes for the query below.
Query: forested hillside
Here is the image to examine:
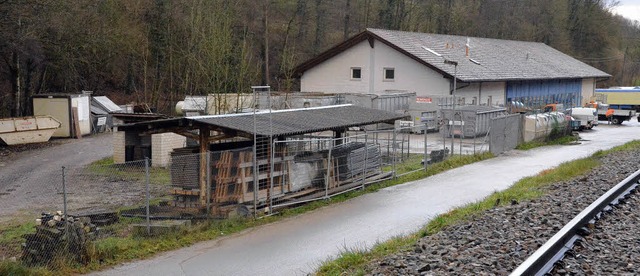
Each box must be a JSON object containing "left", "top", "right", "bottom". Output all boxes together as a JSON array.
[{"left": 1, "top": 0, "right": 638, "bottom": 116}]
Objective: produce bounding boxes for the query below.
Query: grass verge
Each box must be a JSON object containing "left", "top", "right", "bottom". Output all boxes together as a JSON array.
[
  {"left": 0, "top": 152, "right": 493, "bottom": 275},
  {"left": 87, "top": 157, "right": 171, "bottom": 185},
  {"left": 316, "top": 140, "right": 640, "bottom": 276},
  {"left": 516, "top": 134, "right": 579, "bottom": 150}
]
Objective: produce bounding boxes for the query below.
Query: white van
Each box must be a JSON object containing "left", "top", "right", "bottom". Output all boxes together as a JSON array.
[{"left": 567, "top": 107, "right": 598, "bottom": 130}]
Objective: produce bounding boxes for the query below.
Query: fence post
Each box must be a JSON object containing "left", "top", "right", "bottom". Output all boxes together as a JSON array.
[
  {"left": 325, "top": 140, "right": 333, "bottom": 199},
  {"left": 145, "top": 157, "right": 150, "bottom": 235},
  {"left": 206, "top": 152, "right": 211, "bottom": 216},
  {"left": 424, "top": 124, "right": 428, "bottom": 171},
  {"left": 406, "top": 129, "right": 410, "bottom": 160},
  {"left": 361, "top": 133, "right": 368, "bottom": 189},
  {"left": 474, "top": 115, "right": 477, "bottom": 155},
  {"left": 442, "top": 118, "right": 446, "bottom": 157},
  {"left": 252, "top": 141, "right": 258, "bottom": 218},
  {"left": 62, "top": 166, "right": 68, "bottom": 242},
  {"left": 392, "top": 128, "right": 397, "bottom": 179},
  {"left": 269, "top": 138, "right": 275, "bottom": 214},
  {"left": 458, "top": 112, "right": 463, "bottom": 156}
]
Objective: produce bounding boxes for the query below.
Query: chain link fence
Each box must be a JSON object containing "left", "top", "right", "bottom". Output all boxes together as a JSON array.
[{"left": 1, "top": 103, "right": 564, "bottom": 270}]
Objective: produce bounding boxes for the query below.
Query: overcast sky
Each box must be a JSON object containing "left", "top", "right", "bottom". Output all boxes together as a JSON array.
[{"left": 611, "top": 0, "right": 640, "bottom": 22}]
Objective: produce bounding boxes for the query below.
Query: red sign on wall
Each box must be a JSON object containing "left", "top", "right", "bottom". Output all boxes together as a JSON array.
[{"left": 416, "top": 97, "right": 432, "bottom": 103}]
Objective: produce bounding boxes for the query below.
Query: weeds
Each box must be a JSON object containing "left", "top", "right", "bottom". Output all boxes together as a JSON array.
[
  {"left": 516, "top": 134, "right": 579, "bottom": 150},
  {"left": 316, "top": 141, "right": 637, "bottom": 275},
  {"left": 1, "top": 152, "right": 494, "bottom": 275}
]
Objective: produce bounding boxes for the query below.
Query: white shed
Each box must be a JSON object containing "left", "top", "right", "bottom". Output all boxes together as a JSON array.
[{"left": 32, "top": 93, "right": 92, "bottom": 138}]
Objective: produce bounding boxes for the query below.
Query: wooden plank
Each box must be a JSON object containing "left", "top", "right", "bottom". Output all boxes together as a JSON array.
[
  {"left": 72, "top": 107, "right": 82, "bottom": 139},
  {"left": 170, "top": 188, "right": 200, "bottom": 196},
  {"left": 237, "top": 155, "right": 294, "bottom": 168}
]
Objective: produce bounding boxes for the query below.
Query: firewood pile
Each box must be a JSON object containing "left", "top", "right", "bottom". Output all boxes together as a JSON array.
[{"left": 21, "top": 211, "right": 98, "bottom": 266}]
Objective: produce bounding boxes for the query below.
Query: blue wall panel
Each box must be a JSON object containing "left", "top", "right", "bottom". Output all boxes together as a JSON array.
[{"left": 507, "top": 79, "right": 582, "bottom": 108}]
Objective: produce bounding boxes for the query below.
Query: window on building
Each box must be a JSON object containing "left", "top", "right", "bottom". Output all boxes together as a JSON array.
[
  {"left": 384, "top": 68, "right": 395, "bottom": 81},
  {"left": 351, "top": 67, "right": 362, "bottom": 80}
]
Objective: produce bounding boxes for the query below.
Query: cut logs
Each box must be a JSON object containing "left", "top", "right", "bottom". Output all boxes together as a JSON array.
[{"left": 21, "top": 212, "right": 98, "bottom": 266}]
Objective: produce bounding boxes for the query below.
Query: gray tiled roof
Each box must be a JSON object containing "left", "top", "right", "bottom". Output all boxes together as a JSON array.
[
  {"left": 368, "top": 28, "right": 610, "bottom": 82},
  {"left": 193, "top": 105, "right": 405, "bottom": 136}
]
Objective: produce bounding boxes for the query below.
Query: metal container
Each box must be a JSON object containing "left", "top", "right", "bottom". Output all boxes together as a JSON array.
[
  {"left": 32, "top": 94, "right": 92, "bottom": 137},
  {"left": 441, "top": 106, "right": 507, "bottom": 138},
  {"left": 0, "top": 116, "right": 61, "bottom": 145}
]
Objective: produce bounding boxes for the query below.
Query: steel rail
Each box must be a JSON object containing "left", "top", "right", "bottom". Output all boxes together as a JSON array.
[{"left": 511, "top": 169, "right": 640, "bottom": 276}]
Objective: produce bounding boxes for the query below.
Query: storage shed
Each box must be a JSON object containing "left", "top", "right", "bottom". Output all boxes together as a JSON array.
[
  {"left": 32, "top": 94, "right": 92, "bottom": 138},
  {"left": 91, "top": 96, "right": 122, "bottom": 133},
  {"left": 116, "top": 105, "right": 405, "bottom": 212}
]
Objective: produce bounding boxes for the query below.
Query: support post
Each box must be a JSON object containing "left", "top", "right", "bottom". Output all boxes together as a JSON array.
[
  {"left": 145, "top": 157, "right": 150, "bottom": 235},
  {"left": 325, "top": 141, "right": 333, "bottom": 199},
  {"left": 206, "top": 152, "right": 211, "bottom": 215},
  {"left": 199, "top": 128, "right": 209, "bottom": 207}
]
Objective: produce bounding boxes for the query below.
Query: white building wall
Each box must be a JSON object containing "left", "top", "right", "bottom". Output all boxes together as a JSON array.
[
  {"left": 301, "top": 41, "right": 371, "bottom": 93},
  {"left": 300, "top": 39, "right": 450, "bottom": 97},
  {"left": 151, "top": 133, "right": 186, "bottom": 168},
  {"left": 371, "top": 41, "right": 450, "bottom": 96},
  {"left": 454, "top": 82, "right": 506, "bottom": 106},
  {"left": 581, "top": 78, "right": 595, "bottom": 105}
]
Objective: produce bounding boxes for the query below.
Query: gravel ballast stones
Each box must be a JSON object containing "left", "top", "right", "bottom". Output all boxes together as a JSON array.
[{"left": 367, "top": 149, "right": 640, "bottom": 275}]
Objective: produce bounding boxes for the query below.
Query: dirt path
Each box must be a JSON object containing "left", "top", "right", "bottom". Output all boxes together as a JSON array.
[{"left": 0, "top": 133, "right": 113, "bottom": 221}]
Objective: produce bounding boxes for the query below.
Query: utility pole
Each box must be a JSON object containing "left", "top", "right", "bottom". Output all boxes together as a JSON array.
[
  {"left": 444, "top": 59, "right": 458, "bottom": 156},
  {"left": 621, "top": 46, "right": 628, "bottom": 85}
]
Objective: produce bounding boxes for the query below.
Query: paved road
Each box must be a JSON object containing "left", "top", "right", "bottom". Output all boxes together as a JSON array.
[
  {"left": 92, "top": 121, "right": 639, "bottom": 276},
  {"left": 0, "top": 133, "right": 112, "bottom": 219}
]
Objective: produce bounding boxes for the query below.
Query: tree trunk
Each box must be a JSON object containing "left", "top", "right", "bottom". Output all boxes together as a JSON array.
[
  {"left": 263, "top": 0, "right": 270, "bottom": 86},
  {"left": 313, "top": 0, "right": 325, "bottom": 55},
  {"left": 13, "top": 50, "right": 22, "bottom": 117},
  {"left": 343, "top": 0, "right": 351, "bottom": 40}
]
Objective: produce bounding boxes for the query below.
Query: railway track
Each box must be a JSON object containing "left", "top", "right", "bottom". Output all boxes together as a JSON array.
[
  {"left": 366, "top": 149, "right": 640, "bottom": 276},
  {"left": 511, "top": 169, "right": 640, "bottom": 276}
]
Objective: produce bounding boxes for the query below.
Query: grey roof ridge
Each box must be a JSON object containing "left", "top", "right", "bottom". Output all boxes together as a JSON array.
[{"left": 187, "top": 104, "right": 356, "bottom": 120}]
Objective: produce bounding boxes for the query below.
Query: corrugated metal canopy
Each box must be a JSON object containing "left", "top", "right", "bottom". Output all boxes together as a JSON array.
[
  {"left": 93, "top": 96, "right": 122, "bottom": 113},
  {"left": 191, "top": 105, "right": 406, "bottom": 136},
  {"left": 118, "top": 105, "right": 406, "bottom": 137}
]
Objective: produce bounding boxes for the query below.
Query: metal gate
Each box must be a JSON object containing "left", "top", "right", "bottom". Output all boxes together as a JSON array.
[{"left": 489, "top": 114, "right": 523, "bottom": 155}]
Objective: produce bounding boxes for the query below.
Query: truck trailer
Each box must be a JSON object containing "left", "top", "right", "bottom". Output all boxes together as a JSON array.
[{"left": 594, "top": 87, "right": 640, "bottom": 113}]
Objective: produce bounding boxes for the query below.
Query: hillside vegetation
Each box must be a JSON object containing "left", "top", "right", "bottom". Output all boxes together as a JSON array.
[{"left": 1, "top": 0, "right": 638, "bottom": 116}]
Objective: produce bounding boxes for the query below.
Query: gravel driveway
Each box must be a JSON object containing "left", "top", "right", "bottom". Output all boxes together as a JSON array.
[{"left": 0, "top": 133, "right": 113, "bottom": 222}]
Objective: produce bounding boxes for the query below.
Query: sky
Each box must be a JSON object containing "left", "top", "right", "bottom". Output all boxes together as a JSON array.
[{"left": 611, "top": 0, "right": 640, "bottom": 22}]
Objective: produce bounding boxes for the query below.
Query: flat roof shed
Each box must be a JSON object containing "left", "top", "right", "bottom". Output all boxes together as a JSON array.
[
  {"left": 117, "top": 104, "right": 406, "bottom": 138},
  {"left": 117, "top": 104, "right": 406, "bottom": 206}
]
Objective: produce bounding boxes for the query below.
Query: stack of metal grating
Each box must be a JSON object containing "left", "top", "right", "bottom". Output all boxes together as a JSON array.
[{"left": 330, "top": 142, "right": 381, "bottom": 181}]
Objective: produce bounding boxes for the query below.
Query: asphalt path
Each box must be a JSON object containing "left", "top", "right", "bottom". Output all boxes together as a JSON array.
[{"left": 92, "top": 120, "right": 639, "bottom": 276}]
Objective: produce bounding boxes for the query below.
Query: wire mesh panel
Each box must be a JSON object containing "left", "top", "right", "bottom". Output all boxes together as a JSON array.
[
  {"left": 167, "top": 152, "right": 208, "bottom": 215},
  {"left": 267, "top": 133, "right": 387, "bottom": 212}
]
